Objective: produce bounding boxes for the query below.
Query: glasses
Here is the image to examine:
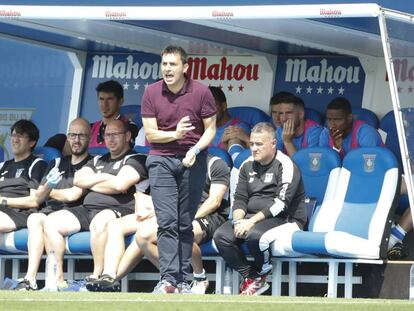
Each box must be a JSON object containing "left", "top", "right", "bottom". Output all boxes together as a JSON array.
[
  {"left": 68, "top": 133, "right": 89, "bottom": 140},
  {"left": 11, "top": 133, "right": 29, "bottom": 139},
  {"left": 103, "top": 132, "right": 126, "bottom": 139}
]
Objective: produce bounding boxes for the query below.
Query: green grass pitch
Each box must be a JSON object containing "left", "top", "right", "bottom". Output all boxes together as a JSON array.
[{"left": 0, "top": 291, "right": 413, "bottom": 311}]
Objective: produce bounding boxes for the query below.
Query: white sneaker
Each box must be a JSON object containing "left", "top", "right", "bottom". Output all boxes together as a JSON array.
[{"left": 190, "top": 279, "right": 209, "bottom": 294}]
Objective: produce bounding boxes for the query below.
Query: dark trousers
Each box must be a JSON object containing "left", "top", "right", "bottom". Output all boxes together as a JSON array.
[
  {"left": 213, "top": 217, "right": 286, "bottom": 279},
  {"left": 147, "top": 154, "right": 207, "bottom": 285}
]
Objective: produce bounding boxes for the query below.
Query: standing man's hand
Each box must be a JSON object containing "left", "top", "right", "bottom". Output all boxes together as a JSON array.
[
  {"left": 182, "top": 148, "right": 197, "bottom": 168},
  {"left": 175, "top": 116, "right": 195, "bottom": 139}
]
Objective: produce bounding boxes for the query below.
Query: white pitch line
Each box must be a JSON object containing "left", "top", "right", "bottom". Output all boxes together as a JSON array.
[{"left": 0, "top": 298, "right": 407, "bottom": 305}]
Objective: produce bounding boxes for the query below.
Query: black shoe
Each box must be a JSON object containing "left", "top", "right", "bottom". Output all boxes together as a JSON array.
[
  {"left": 387, "top": 242, "right": 408, "bottom": 260},
  {"left": 87, "top": 274, "right": 120, "bottom": 292},
  {"left": 14, "top": 279, "right": 38, "bottom": 291}
]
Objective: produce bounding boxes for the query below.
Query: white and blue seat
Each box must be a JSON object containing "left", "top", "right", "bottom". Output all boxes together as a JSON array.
[
  {"left": 227, "top": 106, "right": 270, "bottom": 128},
  {"left": 353, "top": 108, "right": 379, "bottom": 129},
  {"left": 290, "top": 147, "right": 399, "bottom": 259},
  {"left": 33, "top": 146, "right": 61, "bottom": 164}
]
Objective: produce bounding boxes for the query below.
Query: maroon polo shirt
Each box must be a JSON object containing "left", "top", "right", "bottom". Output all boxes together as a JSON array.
[{"left": 141, "top": 78, "right": 216, "bottom": 156}]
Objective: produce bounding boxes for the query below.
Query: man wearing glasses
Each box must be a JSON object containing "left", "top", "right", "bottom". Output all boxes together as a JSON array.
[
  {"left": 0, "top": 119, "right": 47, "bottom": 238},
  {"left": 43, "top": 119, "right": 148, "bottom": 289},
  {"left": 14, "top": 118, "right": 92, "bottom": 291},
  {"left": 89, "top": 80, "right": 138, "bottom": 148}
]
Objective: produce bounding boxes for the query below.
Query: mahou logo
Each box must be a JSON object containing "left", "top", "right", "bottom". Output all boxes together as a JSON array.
[
  {"left": 285, "top": 58, "right": 360, "bottom": 84},
  {"left": 91, "top": 55, "right": 161, "bottom": 80},
  {"left": 187, "top": 57, "right": 259, "bottom": 81}
]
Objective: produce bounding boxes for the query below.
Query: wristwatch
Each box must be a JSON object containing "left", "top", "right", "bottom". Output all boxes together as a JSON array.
[{"left": 1, "top": 199, "right": 7, "bottom": 208}]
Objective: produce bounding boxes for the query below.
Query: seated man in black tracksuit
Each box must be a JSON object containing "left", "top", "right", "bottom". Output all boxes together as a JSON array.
[{"left": 213, "top": 122, "right": 306, "bottom": 296}]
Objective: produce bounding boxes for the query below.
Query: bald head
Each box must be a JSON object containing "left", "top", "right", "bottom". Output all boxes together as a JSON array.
[
  {"left": 67, "top": 117, "right": 91, "bottom": 156},
  {"left": 70, "top": 117, "right": 90, "bottom": 133}
]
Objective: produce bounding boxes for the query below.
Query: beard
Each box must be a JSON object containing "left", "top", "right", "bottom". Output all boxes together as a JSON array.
[{"left": 71, "top": 144, "right": 88, "bottom": 156}]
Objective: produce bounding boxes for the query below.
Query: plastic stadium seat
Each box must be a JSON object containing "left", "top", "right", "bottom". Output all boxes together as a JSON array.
[
  {"left": 305, "top": 108, "right": 323, "bottom": 125},
  {"left": 288, "top": 147, "right": 399, "bottom": 259},
  {"left": 88, "top": 147, "right": 108, "bottom": 156},
  {"left": 0, "top": 229, "right": 28, "bottom": 253},
  {"left": 353, "top": 108, "right": 379, "bottom": 129},
  {"left": 133, "top": 145, "right": 150, "bottom": 154},
  {"left": 380, "top": 111, "right": 402, "bottom": 167},
  {"left": 0, "top": 145, "right": 4, "bottom": 162},
  {"left": 292, "top": 147, "right": 342, "bottom": 227},
  {"left": 208, "top": 146, "right": 232, "bottom": 167},
  {"left": 227, "top": 106, "right": 270, "bottom": 128},
  {"left": 33, "top": 146, "right": 62, "bottom": 164},
  {"left": 120, "top": 105, "right": 142, "bottom": 129}
]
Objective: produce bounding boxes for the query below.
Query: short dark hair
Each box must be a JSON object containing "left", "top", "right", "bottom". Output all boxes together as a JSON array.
[
  {"left": 270, "top": 92, "right": 304, "bottom": 110},
  {"left": 161, "top": 45, "right": 188, "bottom": 65},
  {"left": 95, "top": 80, "right": 124, "bottom": 99},
  {"left": 209, "top": 86, "right": 226, "bottom": 104},
  {"left": 11, "top": 119, "right": 39, "bottom": 150},
  {"left": 327, "top": 97, "right": 352, "bottom": 114}
]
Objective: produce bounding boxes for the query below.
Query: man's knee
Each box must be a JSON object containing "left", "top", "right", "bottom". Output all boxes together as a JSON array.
[{"left": 27, "top": 213, "right": 45, "bottom": 229}]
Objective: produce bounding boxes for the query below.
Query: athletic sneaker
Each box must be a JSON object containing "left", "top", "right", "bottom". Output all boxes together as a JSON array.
[
  {"left": 152, "top": 280, "right": 178, "bottom": 294},
  {"left": 177, "top": 282, "right": 193, "bottom": 294},
  {"left": 14, "top": 279, "right": 38, "bottom": 291},
  {"left": 85, "top": 274, "right": 99, "bottom": 283},
  {"left": 190, "top": 278, "right": 209, "bottom": 294},
  {"left": 387, "top": 242, "right": 408, "bottom": 260},
  {"left": 240, "top": 276, "right": 269, "bottom": 296},
  {"left": 86, "top": 274, "right": 121, "bottom": 292},
  {"left": 57, "top": 281, "right": 70, "bottom": 292}
]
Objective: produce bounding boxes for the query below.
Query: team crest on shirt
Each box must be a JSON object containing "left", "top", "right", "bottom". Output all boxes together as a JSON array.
[
  {"left": 15, "top": 169, "right": 24, "bottom": 178},
  {"left": 0, "top": 170, "right": 7, "bottom": 181},
  {"left": 309, "top": 153, "right": 322, "bottom": 171},
  {"left": 264, "top": 173, "right": 274, "bottom": 183},
  {"left": 113, "top": 160, "right": 122, "bottom": 170},
  {"left": 363, "top": 154, "right": 376, "bottom": 172}
]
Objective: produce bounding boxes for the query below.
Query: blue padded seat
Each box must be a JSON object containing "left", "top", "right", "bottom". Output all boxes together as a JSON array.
[
  {"left": 133, "top": 145, "right": 150, "bottom": 154},
  {"left": 88, "top": 147, "right": 108, "bottom": 156},
  {"left": 292, "top": 147, "right": 341, "bottom": 207},
  {"left": 33, "top": 146, "right": 61, "bottom": 164},
  {"left": 0, "top": 229, "right": 28, "bottom": 254},
  {"left": 66, "top": 231, "right": 135, "bottom": 255},
  {"left": 288, "top": 147, "right": 399, "bottom": 259},
  {"left": 305, "top": 108, "right": 323, "bottom": 125},
  {"left": 120, "top": 104, "right": 142, "bottom": 129},
  {"left": 352, "top": 108, "right": 379, "bottom": 129},
  {"left": 208, "top": 146, "right": 232, "bottom": 168},
  {"left": 379, "top": 110, "right": 402, "bottom": 168},
  {"left": 227, "top": 106, "right": 270, "bottom": 128},
  {"left": 0, "top": 145, "right": 4, "bottom": 162}
]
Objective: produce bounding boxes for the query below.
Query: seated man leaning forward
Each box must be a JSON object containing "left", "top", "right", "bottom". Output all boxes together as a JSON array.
[
  {"left": 209, "top": 86, "right": 251, "bottom": 160},
  {"left": 43, "top": 119, "right": 147, "bottom": 289},
  {"left": 319, "top": 97, "right": 383, "bottom": 158},
  {"left": 15, "top": 118, "right": 92, "bottom": 291},
  {"left": 0, "top": 119, "right": 47, "bottom": 234},
  {"left": 275, "top": 94, "right": 322, "bottom": 157},
  {"left": 213, "top": 122, "right": 307, "bottom": 296}
]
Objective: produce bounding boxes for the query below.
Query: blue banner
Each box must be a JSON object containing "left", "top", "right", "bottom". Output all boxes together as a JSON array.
[{"left": 274, "top": 57, "right": 365, "bottom": 114}]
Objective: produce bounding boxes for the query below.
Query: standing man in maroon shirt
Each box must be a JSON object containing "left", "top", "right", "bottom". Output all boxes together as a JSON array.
[{"left": 141, "top": 46, "right": 216, "bottom": 294}]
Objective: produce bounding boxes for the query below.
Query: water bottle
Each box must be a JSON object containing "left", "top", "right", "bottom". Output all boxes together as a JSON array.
[
  {"left": 45, "top": 251, "right": 58, "bottom": 291},
  {"left": 410, "top": 264, "right": 414, "bottom": 300},
  {"left": 223, "top": 267, "right": 232, "bottom": 295}
]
